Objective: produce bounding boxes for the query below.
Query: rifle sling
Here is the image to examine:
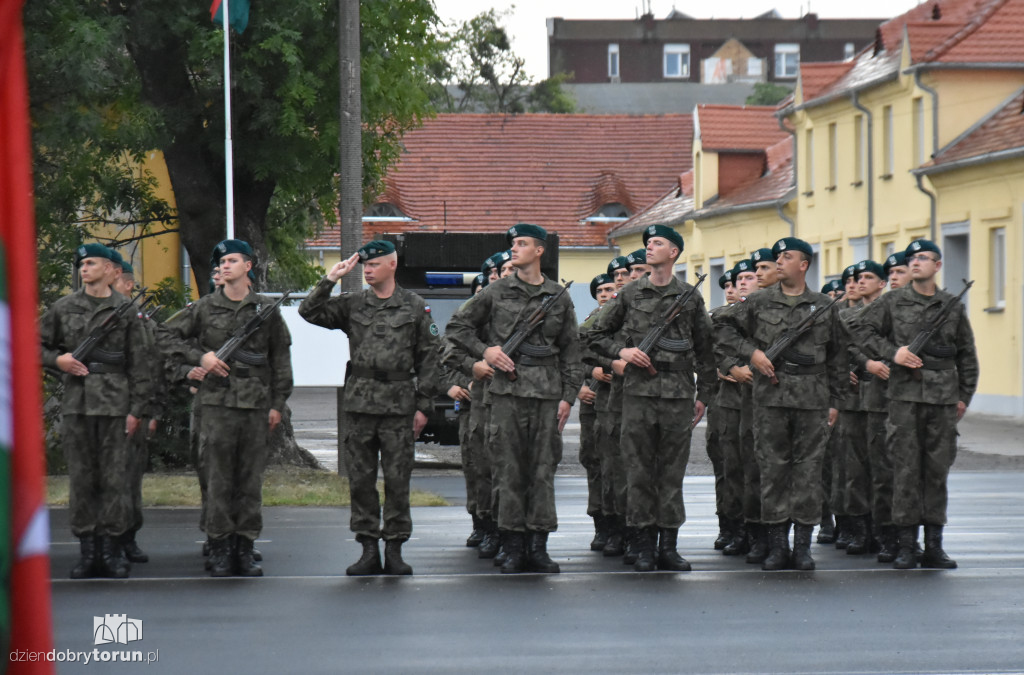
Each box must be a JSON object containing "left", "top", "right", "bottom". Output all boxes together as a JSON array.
[{"left": 349, "top": 365, "right": 414, "bottom": 382}]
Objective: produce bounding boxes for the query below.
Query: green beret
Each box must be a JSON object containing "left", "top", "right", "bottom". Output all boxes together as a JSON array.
[
  {"left": 482, "top": 250, "right": 512, "bottom": 274},
  {"left": 718, "top": 269, "right": 735, "bottom": 289},
  {"left": 642, "top": 224, "right": 684, "bottom": 254},
  {"left": 120, "top": 259, "right": 134, "bottom": 275},
  {"left": 590, "top": 273, "right": 614, "bottom": 299},
  {"left": 732, "top": 259, "right": 755, "bottom": 275},
  {"left": 821, "top": 279, "right": 842, "bottom": 294},
  {"left": 357, "top": 239, "right": 396, "bottom": 261},
  {"left": 472, "top": 273, "right": 486, "bottom": 293},
  {"left": 771, "top": 237, "right": 813, "bottom": 259},
  {"left": 842, "top": 265, "right": 857, "bottom": 284},
  {"left": 626, "top": 248, "right": 647, "bottom": 266},
  {"left": 906, "top": 239, "right": 941, "bottom": 259},
  {"left": 109, "top": 249, "right": 124, "bottom": 267},
  {"left": 855, "top": 259, "right": 885, "bottom": 279},
  {"left": 750, "top": 248, "right": 774, "bottom": 265},
  {"left": 74, "top": 243, "right": 115, "bottom": 266},
  {"left": 607, "top": 256, "right": 629, "bottom": 275},
  {"left": 213, "top": 239, "right": 255, "bottom": 263},
  {"left": 883, "top": 251, "right": 908, "bottom": 274},
  {"left": 506, "top": 223, "right": 547, "bottom": 245}
]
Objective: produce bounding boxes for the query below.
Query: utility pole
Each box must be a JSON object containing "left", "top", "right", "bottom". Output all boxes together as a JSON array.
[{"left": 339, "top": 0, "right": 362, "bottom": 293}]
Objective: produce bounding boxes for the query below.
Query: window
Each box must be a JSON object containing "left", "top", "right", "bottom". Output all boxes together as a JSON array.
[
  {"left": 663, "top": 44, "right": 690, "bottom": 78},
  {"left": 363, "top": 202, "right": 410, "bottom": 221},
  {"left": 709, "top": 258, "right": 725, "bottom": 308},
  {"left": 608, "top": 43, "right": 620, "bottom": 79},
  {"left": 991, "top": 227, "right": 1006, "bottom": 307},
  {"left": 804, "top": 128, "right": 815, "bottom": 193},
  {"left": 844, "top": 42, "right": 856, "bottom": 60},
  {"left": 913, "top": 97, "right": 925, "bottom": 166},
  {"left": 747, "top": 58, "right": 763, "bottom": 77},
  {"left": 774, "top": 43, "right": 799, "bottom": 78},
  {"left": 827, "top": 122, "right": 837, "bottom": 189},
  {"left": 882, "top": 105, "right": 894, "bottom": 176},
  {"left": 853, "top": 114, "right": 865, "bottom": 184},
  {"left": 585, "top": 203, "right": 630, "bottom": 222},
  {"left": 883, "top": 241, "right": 895, "bottom": 259}
]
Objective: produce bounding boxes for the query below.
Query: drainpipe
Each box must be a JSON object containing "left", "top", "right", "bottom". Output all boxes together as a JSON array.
[
  {"left": 776, "top": 202, "right": 795, "bottom": 237},
  {"left": 914, "top": 69, "right": 940, "bottom": 240},
  {"left": 850, "top": 91, "right": 874, "bottom": 256},
  {"left": 776, "top": 114, "right": 798, "bottom": 237}
]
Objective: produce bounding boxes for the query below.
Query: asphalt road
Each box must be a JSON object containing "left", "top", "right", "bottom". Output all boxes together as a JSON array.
[{"left": 48, "top": 472, "right": 1024, "bottom": 674}]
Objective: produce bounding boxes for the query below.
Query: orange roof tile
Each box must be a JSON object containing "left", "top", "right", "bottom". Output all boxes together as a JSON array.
[
  {"left": 924, "top": 87, "right": 1024, "bottom": 169},
  {"left": 692, "top": 137, "right": 795, "bottom": 218},
  {"left": 799, "top": 62, "right": 855, "bottom": 102},
  {"left": 696, "top": 105, "right": 789, "bottom": 151},
  {"left": 929, "top": 0, "right": 1024, "bottom": 63},
  {"left": 608, "top": 170, "right": 695, "bottom": 240},
  {"left": 306, "top": 113, "right": 693, "bottom": 249}
]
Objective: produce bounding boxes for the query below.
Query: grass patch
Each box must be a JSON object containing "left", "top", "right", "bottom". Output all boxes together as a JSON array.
[{"left": 46, "top": 466, "right": 449, "bottom": 508}]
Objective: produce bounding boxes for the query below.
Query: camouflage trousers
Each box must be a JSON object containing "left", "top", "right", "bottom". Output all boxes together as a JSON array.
[
  {"left": 189, "top": 402, "right": 209, "bottom": 532},
  {"left": 713, "top": 406, "right": 746, "bottom": 522},
  {"left": 199, "top": 406, "right": 269, "bottom": 541},
  {"left": 739, "top": 395, "right": 762, "bottom": 523},
  {"left": 621, "top": 395, "right": 693, "bottom": 529},
  {"left": 62, "top": 414, "right": 133, "bottom": 538},
  {"left": 343, "top": 412, "right": 415, "bottom": 541},
  {"left": 597, "top": 410, "right": 625, "bottom": 518},
  {"left": 467, "top": 396, "right": 494, "bottom": 521},
  {"left": 127, "top": 421, "right": 150, "bottom": 534},
  {"left": 489, "top": 394, "right": 562, "bottom": 533},
  {"left": 579, "top": 404, "right": 602, "bottom": 518},
  {"left": 753, "top": 405, "right": 829, "bottom": 526},
  {"left": 457, "top": 408, "right": 476, "bottom": 517},
  {"left": 887, "top": 401, "right": 958, "bottom": 526},
  {"left": 840, "top": 410, "right": 872, "bottom": 517},
  {"left": 828, "top": 414, "right": 847, "bottom": 517},
  {"left": 821, "top": 423, "right": 834, "bottom": 516},
  {"left": 866, "top": 411, "right": 893, "bottom": 527}
]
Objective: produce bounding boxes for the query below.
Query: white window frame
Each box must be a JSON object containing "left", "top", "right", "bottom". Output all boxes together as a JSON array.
[
  {"left": 844, "top": 42, "right": 856, "bottom": 60},
  {"left": 883, "top": 105, "right": 894, "bottom": 176},
  {"left": 774, "top": 43, "right": 799, "bottom": 78},
  {"left": 804, "top": 128, "right": 815, "bottom": 193},
  {"left": 747, "top": 58, "right": 763, "bottom": 77},
  {"left": 663, "top": 43, "right": 690, "bottom": 79},
  {"left": 854, "top": 114, "right": 865, "bottom": 184},
  {"left": 828, "top": 122, "right": 838, "bottom": 189},
  {"left": 913, "top": 97, "right": 925, "bottom": 166},
  {"left": 608, "top": 43, "right": 620, "bottom": 79},
  {"left": 992, "top": 226, "right": 1006, "bottom": 308}
]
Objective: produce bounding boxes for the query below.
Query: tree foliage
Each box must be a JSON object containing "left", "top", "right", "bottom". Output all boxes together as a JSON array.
[{"left": 746, "top": 82, "right": 793, "bottom": 106}]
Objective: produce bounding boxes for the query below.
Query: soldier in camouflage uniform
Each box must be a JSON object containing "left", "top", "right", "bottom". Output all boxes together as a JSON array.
[
  {"left": 831, "top": 265, "right": 863, "bottom": 551},
  {"left": 855, "top": 239, "right": 978, "bottom": 569},
  {"left": 446, "top": 224, "right": 582, "bottom": 574},
  {"left": 817, "top": 278, "right": 843, "bottom": 542},
  {"left": 718, "top": 237, "right": 846, "bottom": 571},
  {"left": 161, "top": 239, "right": 292, "bottom": 577},
  {"left": 299, "top": 240, "right": 440, "bottom": 576},
  {"left": 884, "top": 251, "right": 910, "bottom": 290},
  {"left": 40, "top": 243, "right": 153, "bottom": 579},
  {"left": 588, "top": 225, "right": 716, "bottom": 572}
]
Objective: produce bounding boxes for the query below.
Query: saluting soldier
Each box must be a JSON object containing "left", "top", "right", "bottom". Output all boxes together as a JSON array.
[
  {"left": 40, "top": 243, "right": 153, "bottom": 579},
  {"left": 588, "top": 224, "right": 716, "bottom": 572},
  {"left": 299, "top": 240, "right": 440, "bottom": 576},
  {"left": 855, "top": 239, "right": 978, "bottom": 569},
  {"left": 446, "top": 224, "right": 583, "bottom": 574},
  {"left": 718, "top": 237, "right": 847, "bottom": 571},
  {"left": 161, "top": 239, "right": 293, "bottom": 577}
]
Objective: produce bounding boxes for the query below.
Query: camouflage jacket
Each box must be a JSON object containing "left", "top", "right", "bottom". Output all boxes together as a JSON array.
[
  {"left": 587, "top": 275, "right": 716, "bottom": 403},
  {"left": 843, "top": 303, "right": 889, "bottom": 413},
  {"left": 298, "top": 278, "right": 440, "bottom": 415},
  {"left": 445, "top": 273, "right": 583, "bottom": 404},
  {"left": 580, "top": 302, "right": 620, "bottom": 413},
  {"left": 716, "top": 284, "right": 847, "bottom": 410},
  {"left": 39, "top": 288, "right": 153, "bottom": 417},
  {"left": 578, "top": 306, "right": 605, "bottom": 412},
  {"left": 711, "top": 303, "right": 744, "bottom": 411},
  {"left": 160, "top": 288, "right": 293, "bottom": 411},
  {"left": 836, "top": 304, "right": 863, "bottom": 412},
  {"left": 854, "top": 284, "right": 978, "bottom": 406}
]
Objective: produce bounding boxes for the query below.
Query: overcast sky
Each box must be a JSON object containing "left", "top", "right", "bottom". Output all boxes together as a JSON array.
[{"left": 432, "top": 0, "right": 924, "bottom": 80}]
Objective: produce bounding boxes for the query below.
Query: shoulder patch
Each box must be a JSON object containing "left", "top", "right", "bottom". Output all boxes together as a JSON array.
[{"left": 429, "top": 323, "right": 439, "bottom": 336}]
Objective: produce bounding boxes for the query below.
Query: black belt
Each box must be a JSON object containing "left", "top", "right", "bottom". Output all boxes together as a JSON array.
[
  {"left": 87, "top": 362, "right": 126, "bottom": 375},
  {"left": 518, "top": 355, "right": 557, "bottom": 367},
  {"left": 920, "top": 357, "right": 955, "bottom": 371},
  {"left": 350, "top": 365, "right": 414, "bottom": 382},
  {"left": 651, "top": 360, "right": 691, "bottom": 372},
  {"left": 779, "top": 362, "right": 826, "bottom": 375}
]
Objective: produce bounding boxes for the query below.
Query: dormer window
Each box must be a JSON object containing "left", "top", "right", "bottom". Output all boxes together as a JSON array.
[
  {"left": 584, "top": 203, "right": 631, "bottom": 223},
  {"left": 363, "top": 203, "right": 412, "bottom": 221}
]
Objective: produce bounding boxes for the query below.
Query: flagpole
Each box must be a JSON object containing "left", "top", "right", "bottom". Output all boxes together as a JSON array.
[{"left": 222, "top": 0, "right": 235, "bottom": 239}]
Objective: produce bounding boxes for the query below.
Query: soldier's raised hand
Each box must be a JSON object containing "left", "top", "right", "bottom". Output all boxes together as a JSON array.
[{"left": 327, "top": 253, "right": 361, "bottom": 283}]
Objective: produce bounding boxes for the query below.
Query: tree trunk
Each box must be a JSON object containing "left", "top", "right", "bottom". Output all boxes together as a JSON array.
[{"left": 338, "top": 0, "right": 363, "bottom": 293}]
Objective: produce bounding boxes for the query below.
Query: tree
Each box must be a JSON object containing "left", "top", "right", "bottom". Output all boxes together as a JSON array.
[
  {"left": 429, "top": 9, "right": 575, "bottom": 114},
  {"left": 746, "top": 82, "right": 793, "bottom": 106}
]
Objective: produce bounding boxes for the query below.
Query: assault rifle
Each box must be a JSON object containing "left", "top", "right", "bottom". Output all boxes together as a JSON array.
[
  {"left": 904, "top": 279, "right": 973, "bottom": 381},
  {"left": 502, "top": 280, "right": 573, "bottom": 382},
  {"left": 212, "top": 291, "right": 291, "bottom": 365},
  {"left": 633, "top": 273, "right": 707, "bottom": 375},
  {"left": 763, "top": 291, "right": 843, "bottom": 385},
  {"left": 70, "top": 288, "right": 150, "bottom": 365}
]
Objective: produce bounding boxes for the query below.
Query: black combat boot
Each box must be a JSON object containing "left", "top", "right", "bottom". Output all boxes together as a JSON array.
[
  {"left": 876, "top": 525, "right": 898, "bottom": 563},
  {"left": 346, "top": 535, "right": 383, "bottom": 576},
  {"left": 202, "top": 537, "right": 211, "bottom": 557},
  {"left": 70, "top": 535, "right": 99, "bottom": 579},
  {"left": 817, "top": 507, "right": 836, "bottom": 544},
  {"left": 714, "top": 515, "right": 733, "bottom": 551},
  {"left": 791, "top": 524, "right": 816, "bottom": 571},
  {"left": 745, "top": 523, "right": 769, "bottom": 564},
  {"left": 384, "top": 539, "right": 414, "bottom": 575},
  {"left": 493, "top": 532, "right": 509, "bottom": 567},
  {"left": 920, "top": 525, "right": 957, "bottom": 569},
  {"left": 466, "top": 515, "right": 485, "bottom": 548},
  {"left": 633, "top": 527, "right": 658, "bottom": 572},
  {"left": 499, "top": 531, "right": 526, "bottom": 574},
  {"left": 835, "top": 516, "right": 852, "bottom": 549},
  {"left": 723, "top": 521, "right": 749, "bottom": 556},
  {"left": 234, "top": 534, "right": 264, "bottom": 577},
  {"left": 208, "top": 536, "right": 233, "bottom": 577},
  {"left": 99, "top": 535, "right": 131, "bottom": 579},
  {"left": 657, "top": 528, "right": 692, "bottom": 572},
  {"left": 623, "top": 526, "right": 640, "bottom": 565},
  {"left": 846, "top": 516, "right": 869, "bottom": 555},
  {"left": 590, "top": 514, "right": 610, "bottom": 552},
  {"left": 252, "top": 546, "right": 263, "bottom": 562},
  {"left": 603, "top": 517, "right": 625, "bottom": 557},
  {"left": 477, "top": 519, "right": 501, "bottom": 559},
  {"left": 892, "top": 526, "right": 918, "bottom": 569},
  {"left": 762, "top": 522, "right": 792, "bottom": 571},
  {"left": 526, "top": 531, "right": 561, "bottom": 573},
  {"left": 121, "top": 531, "right": 149, "bottom": 563}
]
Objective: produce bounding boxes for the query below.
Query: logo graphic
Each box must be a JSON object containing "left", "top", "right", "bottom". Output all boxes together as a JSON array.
[
  {"left": 777, "top": 240, "right": 787, "bottom": 251},
  {"left": 888, "top": 255, "right": 897, "bottom": 265},
  {"left": 752, "top": 251, "right": 761, "bottom": 261},
  {"left": 94, "top": 615, "right": 143, "bottom": 646},
  {"left": 508, "top": 226, "right": 518, "bottom": 238},
  {"left": 648, "top": 225, "right": 656, "bottom": 235},
  {"left": 911, "top": 241, "right": 921, "bottom": 251}
]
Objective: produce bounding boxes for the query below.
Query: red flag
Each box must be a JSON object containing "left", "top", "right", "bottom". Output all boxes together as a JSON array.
[{"left": 0, "top": 0, "right": 55, "bottom": 672}]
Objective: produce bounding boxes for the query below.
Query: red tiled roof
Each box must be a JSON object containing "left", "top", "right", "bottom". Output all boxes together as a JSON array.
[
  {"left": 608, "top": 170, "right": 695, "bottom": 240},
  {"left": 929, "top": 0, "right": 1024, "bottom": 63},
  {"left": 925, "top": 87, "right": 1024, "bottom": 169},
  {"left": 692, "top": 136, "right": 795, "bottom": 218},
  {"left": 695, "top": 105, "right": 789, "bottom": 151},
  {"left": 799, "top": 62, "right": 855, "bottom": 102},
  {"left": 306, "top": 113, "right": 693, "bottom": 249}
]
